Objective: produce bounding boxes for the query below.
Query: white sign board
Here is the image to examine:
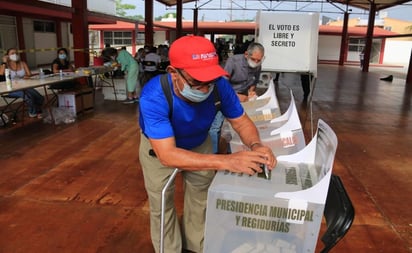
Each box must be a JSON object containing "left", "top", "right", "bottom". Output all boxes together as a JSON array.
[{"left": 255, "top": 11, "right": 319, "bottom": 76}]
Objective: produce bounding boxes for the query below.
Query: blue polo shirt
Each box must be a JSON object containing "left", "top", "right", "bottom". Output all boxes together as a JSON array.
[{"left": 139, "top": 74, "right": 244, "bottom": 150}]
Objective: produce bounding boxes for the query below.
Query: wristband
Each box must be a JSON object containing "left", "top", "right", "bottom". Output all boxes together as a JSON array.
[{"left": 249, "top": 142, "right": 262, "bottom": 150}]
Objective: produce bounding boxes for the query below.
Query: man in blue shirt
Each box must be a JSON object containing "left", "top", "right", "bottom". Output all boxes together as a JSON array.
[{"left": 138, "top": 35, "right": 276, "bottom": 253}]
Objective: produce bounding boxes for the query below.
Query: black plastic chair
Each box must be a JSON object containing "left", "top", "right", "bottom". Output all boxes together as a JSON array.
[
  {"left": 1, "top": 74, "right": 25, "bottom": 125},
  {"left": 320, "top": 174, "right": 355, "bottom": 253},
  {"left": 1, "top": 93, "right": 25, "bottom": 126}
]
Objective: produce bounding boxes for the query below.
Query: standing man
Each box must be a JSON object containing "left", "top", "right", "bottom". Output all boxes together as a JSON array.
[
  {"left": 138, "top": 36, "right": 276, "bottom": 253},
  {"left": 209, "top": 42, "right": 265, "bottom": 154}
]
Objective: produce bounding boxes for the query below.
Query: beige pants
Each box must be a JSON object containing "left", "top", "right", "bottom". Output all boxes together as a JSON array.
[{"left": 139, "top": 133, "right": 215, "bottom": 253}]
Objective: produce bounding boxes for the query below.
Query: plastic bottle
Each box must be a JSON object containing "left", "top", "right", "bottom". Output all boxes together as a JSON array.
[
  {"left": 39, "top": 68, "right": 45, "bottom": 79},
  {"left": 59, "top": 69, "right": 63, "bottom": 79},
  {"left": 5, "top": 68, "right": 10, "bottom": 80},
  {"left": 5, "top": 68, "right": 12, "bottom": 90}
]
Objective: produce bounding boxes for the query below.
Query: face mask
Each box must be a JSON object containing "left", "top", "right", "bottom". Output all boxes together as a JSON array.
[
  {"left": 247, "top": 58, "right": 261, "bottom": 68},
  {"left": 9, "top": 54, "right": 19, "bottom": 62},
  {"left": 177, "top": 80, "right": 214, "bottom": 103},
  {"left": 59, "top": 54, "right": 67, "bottom": 60}
]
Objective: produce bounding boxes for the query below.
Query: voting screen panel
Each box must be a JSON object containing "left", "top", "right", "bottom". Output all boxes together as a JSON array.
[{"left": 255, "top": 11, "right": 319, "bottom": 75}]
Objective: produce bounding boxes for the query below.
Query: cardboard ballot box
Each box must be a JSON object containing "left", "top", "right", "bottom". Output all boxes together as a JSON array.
[
  {"left": 58, "top": 87, "right": 94, "bottom": 115},
  {"left": 204, "top": 120, "right": 337, "bottom": 253},
  {"left": 229, "top": 90, "right": 305, "bottom": 156}
]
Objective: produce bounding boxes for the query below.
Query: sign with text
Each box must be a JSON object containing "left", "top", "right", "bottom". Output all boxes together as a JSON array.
[{"left": 255, "top": 11, "right": 319, "bottom": 75}]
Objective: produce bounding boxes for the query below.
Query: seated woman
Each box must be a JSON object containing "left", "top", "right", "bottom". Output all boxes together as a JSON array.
[
  {"left": 0, "top": 48, "right": 44, "bottom": 118},
  {"left": 49, "top": 47, "right": 76, "bottom": 90},
  {"left": 52, "top": 47, "right": 75, "bottom": 73}
]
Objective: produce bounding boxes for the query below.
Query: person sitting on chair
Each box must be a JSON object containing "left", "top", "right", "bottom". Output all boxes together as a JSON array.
[
  {"left": 141, "top": 46, "right": 161, "bottom": 86},
  {"left": 0, "top": 48, "right": 44, "bottom": 118},
  {"left": 52, "top": 47, "right": 75, "bottom": 74},
  {"left": 49, "top": 47, "right": 76, "bottom": 90}
]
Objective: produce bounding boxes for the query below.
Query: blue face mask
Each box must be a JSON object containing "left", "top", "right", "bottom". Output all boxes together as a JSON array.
[
  {"left": 177, "top": 80, "right": 214, "bottom": 103},
  {"left": 58, "top": 54, "right": 67, "bottom": 60}
]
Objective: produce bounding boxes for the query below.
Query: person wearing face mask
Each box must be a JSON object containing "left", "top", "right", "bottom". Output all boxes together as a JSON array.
[
  {"left": 208, "top": 42, "right": 265, "bottom": 154},
  {"left": 51, "top": 48, "right": 74, "bottom": 74},
  {"left": 138, "top": 35, "right": 276, "bottom": 253},
  {"left": 224, "top": 42, "right": 265, "bottom": 102},
  {"left": 49, "top": 47, "right": 76, "bottom": 90},
  {"left": 0, "top": 48, "right": 44, "bottom": 119},
  {"left": 101, "top": 47, "right": 140, "bottom": 104}
]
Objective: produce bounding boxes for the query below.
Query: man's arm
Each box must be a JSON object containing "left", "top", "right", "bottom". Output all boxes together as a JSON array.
[
  {"left": 149, "top": 121, "right": 276, "bottom": 175},
  {"left": 227, "top": 112, "right": 277, "bottom": 167},
  {"left": 227, "top": 113, "right": 261, "bottom": 150}
]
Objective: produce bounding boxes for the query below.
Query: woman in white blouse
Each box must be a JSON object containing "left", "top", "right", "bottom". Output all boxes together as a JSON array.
[{"left": 1, "top": 48, "right": 44, "bottom": 118}]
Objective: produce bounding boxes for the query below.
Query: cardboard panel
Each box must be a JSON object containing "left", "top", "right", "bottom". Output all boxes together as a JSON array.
[
  {"left": 58, "top": 87, "right": 94, "bottom": 115},
  {"left": 255, "top": 11, "right": 319, "bottom": 76},
  {"left": 204, "top": 120, "right": 337, "bottom": 253}
]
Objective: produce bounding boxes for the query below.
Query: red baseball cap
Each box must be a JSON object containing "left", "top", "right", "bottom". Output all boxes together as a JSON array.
[{"left": 169, "top": 35, "right": 229, "bottom": 82}]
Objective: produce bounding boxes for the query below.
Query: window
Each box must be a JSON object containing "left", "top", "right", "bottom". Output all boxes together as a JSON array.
[
  {"left": 103, "top": 31, "right": 132, "bottom": 47},
  {"left": 348, "top": 38, "right": 365, "bottom": 52},
  {"left": 33, "top": 20, "right": 55, "bottom": 33},
  {"left": 136, "top": 32, "right": 145, "bottom": 45}
]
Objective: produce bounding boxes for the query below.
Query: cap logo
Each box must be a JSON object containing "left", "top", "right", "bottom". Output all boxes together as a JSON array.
[{"left": 192, "top": 52, "right": 217, "bottom": 61}]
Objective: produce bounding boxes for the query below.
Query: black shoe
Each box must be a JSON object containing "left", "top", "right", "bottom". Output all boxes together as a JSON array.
[
  {"left": 122, "top": 98, "right": 135, "bottom": 104},
  {"left": 380, "top": 75, "right": 393, "bottom": 82},
  {"left": 182, "top": 250, "right": 197, "bottom": 253}
]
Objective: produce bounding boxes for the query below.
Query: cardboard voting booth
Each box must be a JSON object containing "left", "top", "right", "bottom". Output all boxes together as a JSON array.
[
  {"left": 257, "top": 72, "right": 273, "bottom": 89},
  {"left": 255, "top": 11, "right": 319, "bottom": 76},
  {"left": 255, "top": 11, "right": 320, "bottom": 136},
  {"left": 230, "top": 90, "right": 305, "bottom": 156},
  {"left": 204, "top": 119, "right": 337, "bottom": 253},
  {"left": 242, "top": 78, "right": 281, "bottom": 122}
]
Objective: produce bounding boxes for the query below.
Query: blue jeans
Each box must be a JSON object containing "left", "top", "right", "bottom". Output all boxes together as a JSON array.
[
  {"left": 9, "top": 89, "right": 44, "bottom": 114},
  {"left": 208, "top": 111, "right": 225, "bottom": 154}
]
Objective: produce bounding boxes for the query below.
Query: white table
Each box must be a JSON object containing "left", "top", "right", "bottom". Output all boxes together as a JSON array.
[
  {"left": 76, "top": 66, "right": 117, "bottom": 101},
  {"left": 0, "top": 73, "right": 88, "bottom": 125}
]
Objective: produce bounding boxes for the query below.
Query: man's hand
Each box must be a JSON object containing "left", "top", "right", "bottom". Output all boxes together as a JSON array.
[{"left": 223, "top": 150, "right": 277, "bottom": 176}]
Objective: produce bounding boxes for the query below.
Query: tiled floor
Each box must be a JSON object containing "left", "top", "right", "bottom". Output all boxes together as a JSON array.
[{"left": 0, "top": 64, "right": 411, "bottom": 253}]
